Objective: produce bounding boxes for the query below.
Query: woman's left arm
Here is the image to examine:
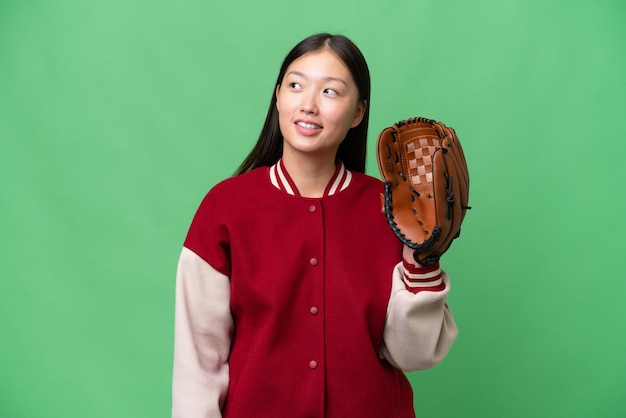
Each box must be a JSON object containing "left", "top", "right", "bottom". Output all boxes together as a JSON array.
[{"left": 379, "top": 246, "right": 458, "bottom": 371}]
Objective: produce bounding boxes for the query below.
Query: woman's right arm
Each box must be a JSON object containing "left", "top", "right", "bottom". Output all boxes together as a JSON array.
[{"left": 172, "top": 246, "right": 233, "bottom": 418}]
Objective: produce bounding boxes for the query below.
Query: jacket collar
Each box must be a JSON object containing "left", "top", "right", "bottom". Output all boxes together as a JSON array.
[{"left": 268, "top": 159, "right": 352, "bottom": 197}]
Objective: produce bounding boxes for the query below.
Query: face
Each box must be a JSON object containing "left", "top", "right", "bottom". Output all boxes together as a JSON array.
[{"left": 275, "top": 49, "right": 366, "bottom": 162}]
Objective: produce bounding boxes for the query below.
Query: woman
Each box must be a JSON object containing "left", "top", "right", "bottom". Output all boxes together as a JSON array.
[{"left": 172, "top": 33, "right": 457, "bottom": 418}]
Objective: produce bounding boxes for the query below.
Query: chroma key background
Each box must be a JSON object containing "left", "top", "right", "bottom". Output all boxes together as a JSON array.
[{"left": 1, "top": 0, "right": 624, "bottom": 416}]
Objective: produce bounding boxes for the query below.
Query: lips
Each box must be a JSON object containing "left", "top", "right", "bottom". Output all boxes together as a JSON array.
[{"left": 296, "top": 121, "right": 322, "bottom": 130}]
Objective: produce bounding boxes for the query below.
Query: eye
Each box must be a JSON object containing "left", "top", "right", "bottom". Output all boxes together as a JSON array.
[
  {"left": 289, "top": 82, "right": 302, "bottom": 89},
  {"left": 324, "top": 88, "right": 339, "bottom": 96}
]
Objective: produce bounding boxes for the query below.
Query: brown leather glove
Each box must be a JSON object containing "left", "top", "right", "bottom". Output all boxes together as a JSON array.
[{"left": 376, "top": 117, "right": 470, "bottom": 265}]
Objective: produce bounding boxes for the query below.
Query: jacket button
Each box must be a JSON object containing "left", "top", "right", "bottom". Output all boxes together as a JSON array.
[
  {"left": 309, "top": 306, "right": 319, "bottom": 315},
  {"left": 309, "top": 360, "right": 318, "bottom": 369},
  {"left": 308, "top": 204, "right": 316, "bottom": 213},
  {"left": 309, "top": 258, "right": 319, "bottom": 266}
]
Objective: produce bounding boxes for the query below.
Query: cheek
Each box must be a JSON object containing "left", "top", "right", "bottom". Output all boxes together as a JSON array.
[
  {"left": 276, "top": 103, "right": 294, "bottom": 135},
  {"left": 276, "top": 95, "right": 299, "bottom": 118},
  {"left": 324, "top": 102, "right": 349, "bottom": 121},
  {"left": 328, "top": 107, "right": 358, "bottom": 130},
  {"left": 277, "top": 111, "right": 290, "bottom": 133},
  {"left": 275, "top": 97, "right": 288, "bottom": 122}
]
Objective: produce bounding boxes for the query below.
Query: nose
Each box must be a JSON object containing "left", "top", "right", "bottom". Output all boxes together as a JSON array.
[{"left": 300, "top": 91, "right": 318, "bottom": 114}]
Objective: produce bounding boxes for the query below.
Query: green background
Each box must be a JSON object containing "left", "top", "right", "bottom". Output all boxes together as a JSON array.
[{"left": 1, "top": 0, "right": 624, "bottom": 416}]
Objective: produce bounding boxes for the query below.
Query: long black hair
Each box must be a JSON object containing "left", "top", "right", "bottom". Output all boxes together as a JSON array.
[{"left": 235, "top": 33, "right": 371, "bottom": 175}]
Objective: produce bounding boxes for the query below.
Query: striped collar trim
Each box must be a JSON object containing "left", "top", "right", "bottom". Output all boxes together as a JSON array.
[{"left": 268, "top": 159, "right": 352, "bottom": 197}]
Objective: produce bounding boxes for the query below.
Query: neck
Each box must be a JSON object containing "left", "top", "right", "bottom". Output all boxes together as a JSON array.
[{"left": 281, "top": 152, "right": 337, "bottom": 198}]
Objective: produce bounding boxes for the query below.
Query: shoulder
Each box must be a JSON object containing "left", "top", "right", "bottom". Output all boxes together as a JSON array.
[
  {"left": 184, "top": 168, "right": 269, "bottom": 261},
  {"left": 211, "top": 167, "right": 266, "bottom": 194},
  {"left": 201, "top": 167, "right": 269, "bottom": 204},
  {"left": 353, "top": 171, "right": 384, "bottom": 185},
  {"left": 346, "top": 171, "right": 385, "bottom": 193},
  {"left": 332, "top": 171, "right": 388, "bottom": 220},
  {"left": 188, "top": 167, "right": 269, "bottom": 225}
]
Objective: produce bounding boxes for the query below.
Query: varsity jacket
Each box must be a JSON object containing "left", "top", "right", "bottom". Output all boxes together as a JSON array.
[{"left": 172, "top": 160, "right": 458, "bottom": 418}]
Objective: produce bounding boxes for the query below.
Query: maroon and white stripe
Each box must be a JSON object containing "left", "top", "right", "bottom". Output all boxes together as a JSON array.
[
  {"left": 269, "top": 160, "right": 297, "bottom": 195},
  {"left": 402, "top": 259, "right": 444, "bottom": 292},
  {"left": 326, "top": 163, "right": 352, "bottom": 196},
  {"left": 269, "top": 159, "right": 352, "bottom": 197}
]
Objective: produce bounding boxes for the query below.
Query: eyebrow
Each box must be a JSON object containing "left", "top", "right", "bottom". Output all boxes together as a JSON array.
[{"left": 286, "top": 71, "right": 348, "bottom": 87}]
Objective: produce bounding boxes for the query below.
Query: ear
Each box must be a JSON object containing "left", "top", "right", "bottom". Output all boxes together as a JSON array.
[
  {"left": 350, "top": 100, "right": 367, "bottom": 128},
  {"left": 275, "top": 84, "right": 281, "bottom": 112}
]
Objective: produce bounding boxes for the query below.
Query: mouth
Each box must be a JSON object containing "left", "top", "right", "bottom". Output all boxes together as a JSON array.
[{"left": 296, "top": 121, "right": 323, "bottom": 130}]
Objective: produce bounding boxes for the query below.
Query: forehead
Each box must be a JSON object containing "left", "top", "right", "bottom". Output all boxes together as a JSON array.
[{"left": 285, "top": 49, "right": 353, "bottom": 83}]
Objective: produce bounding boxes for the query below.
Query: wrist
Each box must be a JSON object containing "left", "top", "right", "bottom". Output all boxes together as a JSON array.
[{"left": 401, "top": 246, "right": 444, "bottom": 293}]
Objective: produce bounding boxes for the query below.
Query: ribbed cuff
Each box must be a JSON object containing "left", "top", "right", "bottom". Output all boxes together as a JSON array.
[{"left": 402, "top": 259, "right": 445, "bottom": 293}]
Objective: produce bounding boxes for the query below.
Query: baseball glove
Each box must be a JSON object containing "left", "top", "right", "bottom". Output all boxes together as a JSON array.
[{"left": 376, "top": 117, "right": 470, "bottom": 265}]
